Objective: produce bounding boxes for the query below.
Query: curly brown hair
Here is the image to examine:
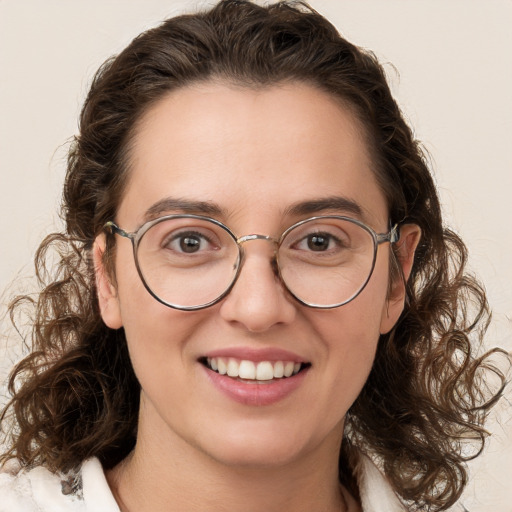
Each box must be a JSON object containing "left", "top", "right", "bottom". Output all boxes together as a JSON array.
[{"left": 0, "top": 1, "right": 506, "bottom": 510}]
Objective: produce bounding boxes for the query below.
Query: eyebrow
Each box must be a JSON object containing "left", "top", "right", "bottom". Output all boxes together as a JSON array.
[
  {"left": 284, "top": 196, "right": 365, "bottom": 218},
  {"left": 142, "top": 195, "right": 366, "bottom": 225},
  {"left": 143, "top": 197, "right": 226, "bottom": 221}
]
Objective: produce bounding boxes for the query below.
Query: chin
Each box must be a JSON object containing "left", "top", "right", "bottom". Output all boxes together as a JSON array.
[
  {"left": 206, "top": 442, "right": 303, "bottom": 469},
  {"left": 195, "top": 420, "right": 329, "bottom": 470}
]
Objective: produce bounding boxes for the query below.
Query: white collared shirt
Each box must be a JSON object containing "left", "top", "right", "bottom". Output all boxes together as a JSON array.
[{"left": 0, "top": 454, "right": 446, "bottom": 511}]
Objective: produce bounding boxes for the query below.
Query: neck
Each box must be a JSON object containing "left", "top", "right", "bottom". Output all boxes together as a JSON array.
[{"left": 106, "top": 400, "right": 356, "bottom": 512}]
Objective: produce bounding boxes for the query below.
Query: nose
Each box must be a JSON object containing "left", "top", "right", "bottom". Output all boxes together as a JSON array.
[{"left": 219, "top": 241, "right": 297, "bottom": 333}]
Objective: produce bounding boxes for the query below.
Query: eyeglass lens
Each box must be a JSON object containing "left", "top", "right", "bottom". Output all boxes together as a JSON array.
[{"left": 134, "top": 216, "right": 377, "bottom": 309}]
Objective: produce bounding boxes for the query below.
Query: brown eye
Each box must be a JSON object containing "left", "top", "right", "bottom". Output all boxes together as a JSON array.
[
  {"left": 179, "top": 234, "right": 202, "bottom": 253},
  {"left": 306, "top": 234, "right": 331, "bottom": 251},
  {"left": 164, "top": 230, "right": 215, "bottom": 254}
]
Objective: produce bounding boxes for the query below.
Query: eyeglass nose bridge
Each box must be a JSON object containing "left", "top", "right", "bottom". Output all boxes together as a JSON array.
[
  {"left": 236, "top": 234, "right": 277, "bottom": 245},
  {"left": 234, "top": 233, "right": 281, "bottom": 287}
]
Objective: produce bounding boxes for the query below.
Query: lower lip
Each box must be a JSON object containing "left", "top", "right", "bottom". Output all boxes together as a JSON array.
[{"left": 202, "top": 364, "right": 309, "bottom": 406}]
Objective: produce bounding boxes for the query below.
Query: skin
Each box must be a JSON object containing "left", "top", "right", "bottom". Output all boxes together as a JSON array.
[{"left": 94, "top": 81, "right": 420, "bottom": 512}]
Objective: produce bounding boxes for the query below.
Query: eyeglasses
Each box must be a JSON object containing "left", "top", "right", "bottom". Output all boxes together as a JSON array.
[{"left": 104, "top": 214, "right": 399, "bottom": 311}]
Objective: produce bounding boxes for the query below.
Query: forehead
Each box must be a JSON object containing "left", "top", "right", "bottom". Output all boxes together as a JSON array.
[{"left": 118, "top": 81, "right": 388, "bottom": 229}]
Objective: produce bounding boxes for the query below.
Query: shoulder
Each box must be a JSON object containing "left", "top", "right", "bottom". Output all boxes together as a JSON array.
[
  {"left": 0, "top": 458, "right": 119, "bottom": 512},
  {"left": 354, "top": 452, "right": 408, "bottom": 512},
  {"left": 354, "top": 453, "right": 467, "bottom": 512},
  {"left": 0, "top": 460, "right": 80, "bottom": 512}
]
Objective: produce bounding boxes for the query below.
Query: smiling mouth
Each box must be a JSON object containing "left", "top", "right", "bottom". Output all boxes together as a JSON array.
[{"left": 200, "top": 357, "right": 311, "bottom": 382}]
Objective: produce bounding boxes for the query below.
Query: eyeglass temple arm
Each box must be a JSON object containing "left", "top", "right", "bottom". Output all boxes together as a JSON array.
[
  {"left": 104, "top": 221, "right": 134, "bottom": 240},
  {"left": 376, "top": 224, "right": 400, "bottom": 244}
]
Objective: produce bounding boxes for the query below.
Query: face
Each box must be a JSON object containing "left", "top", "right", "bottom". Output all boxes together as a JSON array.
[{"left": 95, "top": 81, "right": 418, "bottom": 470}]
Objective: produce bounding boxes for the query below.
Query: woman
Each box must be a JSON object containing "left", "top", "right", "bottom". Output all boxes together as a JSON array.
[{"left": 0, "top": 1, "right": 505, "bottom": 510}]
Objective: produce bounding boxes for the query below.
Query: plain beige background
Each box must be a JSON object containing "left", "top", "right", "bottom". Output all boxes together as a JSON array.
[{"left": 1, "top": 1, "right": 511, "bottom": 510}]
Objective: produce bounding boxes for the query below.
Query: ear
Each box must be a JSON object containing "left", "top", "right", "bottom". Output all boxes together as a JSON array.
[
  {"left": 379, "top": 223, "right": 422, "bottom": 334},
  {"left": 93, "top": 234, "right": 123, "bottom": 329}
]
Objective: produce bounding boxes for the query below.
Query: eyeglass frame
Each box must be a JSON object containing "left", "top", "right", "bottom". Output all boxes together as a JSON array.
[{"left": 104, "top": 214, "right": 400, "bottom": 311}]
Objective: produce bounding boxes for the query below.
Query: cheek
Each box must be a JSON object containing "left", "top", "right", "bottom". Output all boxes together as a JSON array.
[
  {"left": 299, "top": 298, "right": 383, "bottom": 441},
  {"left": 112, "top": 247, "right": 199, "bottom": 373},
  {"left": 327, "top": 254, "right": 390, "bottom": 338},
  {"left": 310, "top": 254, "right": 391, "bottom": 378},
  {"left": 313, "top": 304, "right": 381, "bottom": 379}
]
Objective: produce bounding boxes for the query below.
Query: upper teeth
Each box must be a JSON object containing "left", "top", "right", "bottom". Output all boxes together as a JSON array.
[{"left": 207, "top": 357, "right": 302, "bottom": 381}]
